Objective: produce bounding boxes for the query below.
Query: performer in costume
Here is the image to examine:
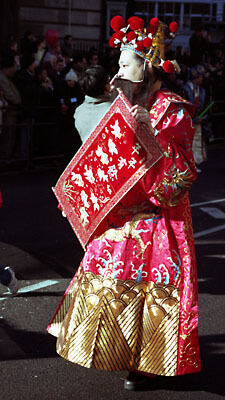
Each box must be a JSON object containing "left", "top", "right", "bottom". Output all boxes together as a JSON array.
[{"left": 48, "top": 15, "right": 201, "bottom": 390}]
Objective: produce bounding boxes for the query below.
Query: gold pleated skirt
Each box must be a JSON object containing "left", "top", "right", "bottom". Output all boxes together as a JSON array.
[{"left": 48, "top": 266, "right": 181, "bottom": 376}]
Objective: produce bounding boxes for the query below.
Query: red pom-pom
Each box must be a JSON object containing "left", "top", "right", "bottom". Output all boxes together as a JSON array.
[
  {"left": 109, "top": 32, "right": 124, "bottom": 48},
  {"left": 146, "top": 26, "right": 156, "bottom": 36},
  {"left": 169, "top": 21, "right": 179, "bottom": 33},
  {"left": 137, "top": 18, "right": 145, "bottom": 30},
  {"left": 114, "top": 30, "right": 125, "bottom": 41},
  {"left": 150, "top": 18, "right": 159, "bottom": 27},
  {"left": 163, "top": 60, "right": 175, "bottom": 73},
  {"left": 126, "top": 31, "right": 137, "bottom": 42},
  {"left": 136, "top": 41, "right": 144, "bottom": 52},
  {"left": 143, "top": 37, "right": 152, "bottom": 48},
  {"left": 110, "top": 15, "right": 126, "bottom": 32},
  {"left": 129, "top": 16, "right": 144, "bottom": 31},
  {"left": 109, "top": 37, "right": 116, "bottom": 48},
  {"left": 128, "top": 16, "right": 139, "bottom": 25}
]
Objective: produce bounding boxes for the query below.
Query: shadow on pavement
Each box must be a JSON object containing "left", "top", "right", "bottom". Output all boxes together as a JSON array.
[
  {"left": 0, "top": 320, "right": 224, "bottom": 397},
  {"left": 155, "top": 334, "right": 225, "bottom": 397},
  {"left": 0, "top": 319, "right": 57, "bottom": 361}
]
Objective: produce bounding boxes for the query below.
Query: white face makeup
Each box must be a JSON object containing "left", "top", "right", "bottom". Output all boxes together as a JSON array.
[{"left": 118, "top": 50, "right": 145, "bottom": 82}]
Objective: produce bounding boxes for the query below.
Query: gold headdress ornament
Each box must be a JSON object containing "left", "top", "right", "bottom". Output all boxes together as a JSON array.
[{"left": 109, "top": 15, "right": 180, "bottom": 73}]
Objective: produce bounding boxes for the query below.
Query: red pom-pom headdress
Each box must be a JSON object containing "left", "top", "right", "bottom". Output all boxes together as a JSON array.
[
  {"left": 110, "top": 16, "right": 126, "bottom": 32},
  {"left": 109, "top": 15, "right": 180, "bottom": 73}
]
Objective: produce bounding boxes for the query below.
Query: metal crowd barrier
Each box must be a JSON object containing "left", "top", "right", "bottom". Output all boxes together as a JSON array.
[
  {"left": 0, "top": 105, "right": 65, "bottom": 170},
  {"left": 0, "top": 101, "right": 224, "bottom": 172}
]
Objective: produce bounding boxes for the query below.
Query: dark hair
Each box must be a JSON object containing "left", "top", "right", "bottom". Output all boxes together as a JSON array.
[
  {"left": 21, "top": 55, "right": 35, "bottom": 69},
  {"left": 79, "top": 65, "right": 109, "bottom": 97},
  {"left": 73, "top": 54, "right": 86, "bottom": 64},
  {"left": 56, "top": 56, "right": 64, "bottom": 64},
  {"left": 1, "top": 55, "right": 15, "bottom": 69},
  {"left": 36, "top": 65, "right": 47, "bottom": 76},
  {"left": 24, "top": 30, "right": 33, "bottom": 39},
  {"left": 8, "top": 38, "right": 18, "bottom": 48},
  {"left": 64, "top": 34, "right": 72, "bottom": 42}
]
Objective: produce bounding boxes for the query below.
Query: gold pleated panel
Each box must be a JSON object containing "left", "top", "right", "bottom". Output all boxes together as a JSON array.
[
  {"left": 55, "top": 271, "right": 181, "bottom": 376},
  {"left": 48, "top": 266, "right": 84, "bottom": 337},
  {"left": 48, "top": 290, "right": 74, "bottom": 338}
]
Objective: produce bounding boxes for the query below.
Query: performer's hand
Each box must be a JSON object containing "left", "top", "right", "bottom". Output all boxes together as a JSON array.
[{"left": 131, "top": 105, "right": 154, "bottom": 134}]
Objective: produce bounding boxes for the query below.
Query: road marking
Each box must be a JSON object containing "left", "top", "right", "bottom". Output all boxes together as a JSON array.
[
  {"left": 194, "top": 224, "right": 225, "bottom": 238},
  {"left": 205, "top": 254, "right": 225, "bottom": 259},
  {"left": 195, "top": 239, "right": 225, "bottom": 245},
  {"left": 191, "top": 198, "right": 225, "bottom": 207},
  {"left": 0, "top": 279, "right": 59, "bottom": 300},
  {"left": 200, "top": 207, "right": 225, "bottom": 219},
  {"left": 17, "top": 279, "right": 59, "bottom": 293}
]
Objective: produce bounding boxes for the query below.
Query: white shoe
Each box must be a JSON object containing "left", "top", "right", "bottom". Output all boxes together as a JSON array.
[
  {"left": 5, "top": 267, "right": 18, "bottom": 294},
  {"left": 196, "top": 168, "right": 202, "bottom": 173}
]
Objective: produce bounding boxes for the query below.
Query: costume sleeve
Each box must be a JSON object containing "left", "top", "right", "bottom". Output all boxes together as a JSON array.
[{"left": 139, "top": 105, "right": 197, "bottom": 208}]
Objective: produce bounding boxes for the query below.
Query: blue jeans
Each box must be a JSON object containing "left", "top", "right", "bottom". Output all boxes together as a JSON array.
[{"left": 0, "top": 264, "right": 11, "bottom": 286}]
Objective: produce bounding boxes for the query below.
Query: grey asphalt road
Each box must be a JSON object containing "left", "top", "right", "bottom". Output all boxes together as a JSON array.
[{"left": 0, "top": 144, "right": 225, "bottom": 400}]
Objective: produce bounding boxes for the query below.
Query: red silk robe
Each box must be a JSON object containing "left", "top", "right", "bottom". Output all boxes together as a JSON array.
[{"left": 48, "top": 89, "right": 201, "bottom": 376}]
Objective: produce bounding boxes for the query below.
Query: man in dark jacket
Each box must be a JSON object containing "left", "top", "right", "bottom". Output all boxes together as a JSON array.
[{"left": 0, "top": 56, "right": 21, "bottom": 160}]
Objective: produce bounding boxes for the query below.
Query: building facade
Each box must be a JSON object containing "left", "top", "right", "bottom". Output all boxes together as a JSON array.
[
  {"left": 2, "top": 0, "right": 224, "bottom": 52},
  {"left": 131, "top": 0, "right": 225, "bottom": 48}
]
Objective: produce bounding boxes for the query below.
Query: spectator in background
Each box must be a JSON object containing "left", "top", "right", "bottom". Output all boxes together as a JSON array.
[
  {"left": 101, "top": 47, "right": 119, "bottom": 79},
  {"left": 211, "top": 53, "right": 225, "bottom": 100},
  {"left": 0, "top": 91, "right": 8, "bottom": 135},
  {"left": 210, "top": 48, "right": 225, "bottom": 140},
  {"left": 34, "top": 66, "right": 57, "bottom": 156},
  {"left": 42, "top": 42, "right": 62, "bottom": 68},
  {"left": 61, "top": 34, "right": 73, "bottom": 59},
  {"left": 87, "top": 48, "right": 99, "bottom": 66},
  {"left": 20, "top": 30, "right": 37, "bottom": 58},
  {"left": 74, "top": 65, "right": 112, "bottom": 144},
  {"left": 14, "top": 55, "right": 38, "bottom": 159},
  {"left": 50, "top": 56, "right": 67, "bottom": 97},
  {"left": 2, "top": 38, "right": 21, "bottom": 70},
  {"left": 34, "top": 37, "right": 46, "bottom": 65},
  {"left": 163, "top": 71, "right": 186, "bottom": 97},
  {"left": 175, "top": 46, "right": 191, "bottom": 67},
  {"left": 179, "top": 63, "right": 189, "bottom": 83},
  {"left": 54, "top": 56, "right": 66, "bottom": 79},
  {"left": 0, "top": 56, "right": 21, "bottom": 160},
  {"left": 72, "top": 54, "right": 87, "bottom": 80},
  {"left": 35, "top": 65, "right": 55, "bottom": 113},
  {"left": 63, "top": 54, "right": 74, "bottom": 72},
  {"left": 165, "top": 42, "right": 175, "bottom": 60},
  {"left": 57, "top": 68, "right": 84, "bottom": 163},
  {"left": 189, "top": 26, "right": 209, "bottom": 66},
  {"left": 14, "top": 55, "right": 38, "bottom": 118},
  {"left": 184, "top": 65, "right": 206, "bottom": 172}
]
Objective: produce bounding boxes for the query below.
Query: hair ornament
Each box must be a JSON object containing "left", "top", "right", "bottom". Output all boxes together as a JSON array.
[{"left": 109, "top": 15, "right": 180, "bottom": 73}]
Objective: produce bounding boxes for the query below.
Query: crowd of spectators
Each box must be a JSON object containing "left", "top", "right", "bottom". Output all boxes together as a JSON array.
[
  {"left": 0, "top": 25, "right": 224, "bottom": 166},
  {"left": 0, "top": 32, "right": 88, "bottom": 165}
]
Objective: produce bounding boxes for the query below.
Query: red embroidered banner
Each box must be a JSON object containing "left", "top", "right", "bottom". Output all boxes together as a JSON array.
[{"left": 53, "top": 91, "right": 163, "bottom": 249}]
